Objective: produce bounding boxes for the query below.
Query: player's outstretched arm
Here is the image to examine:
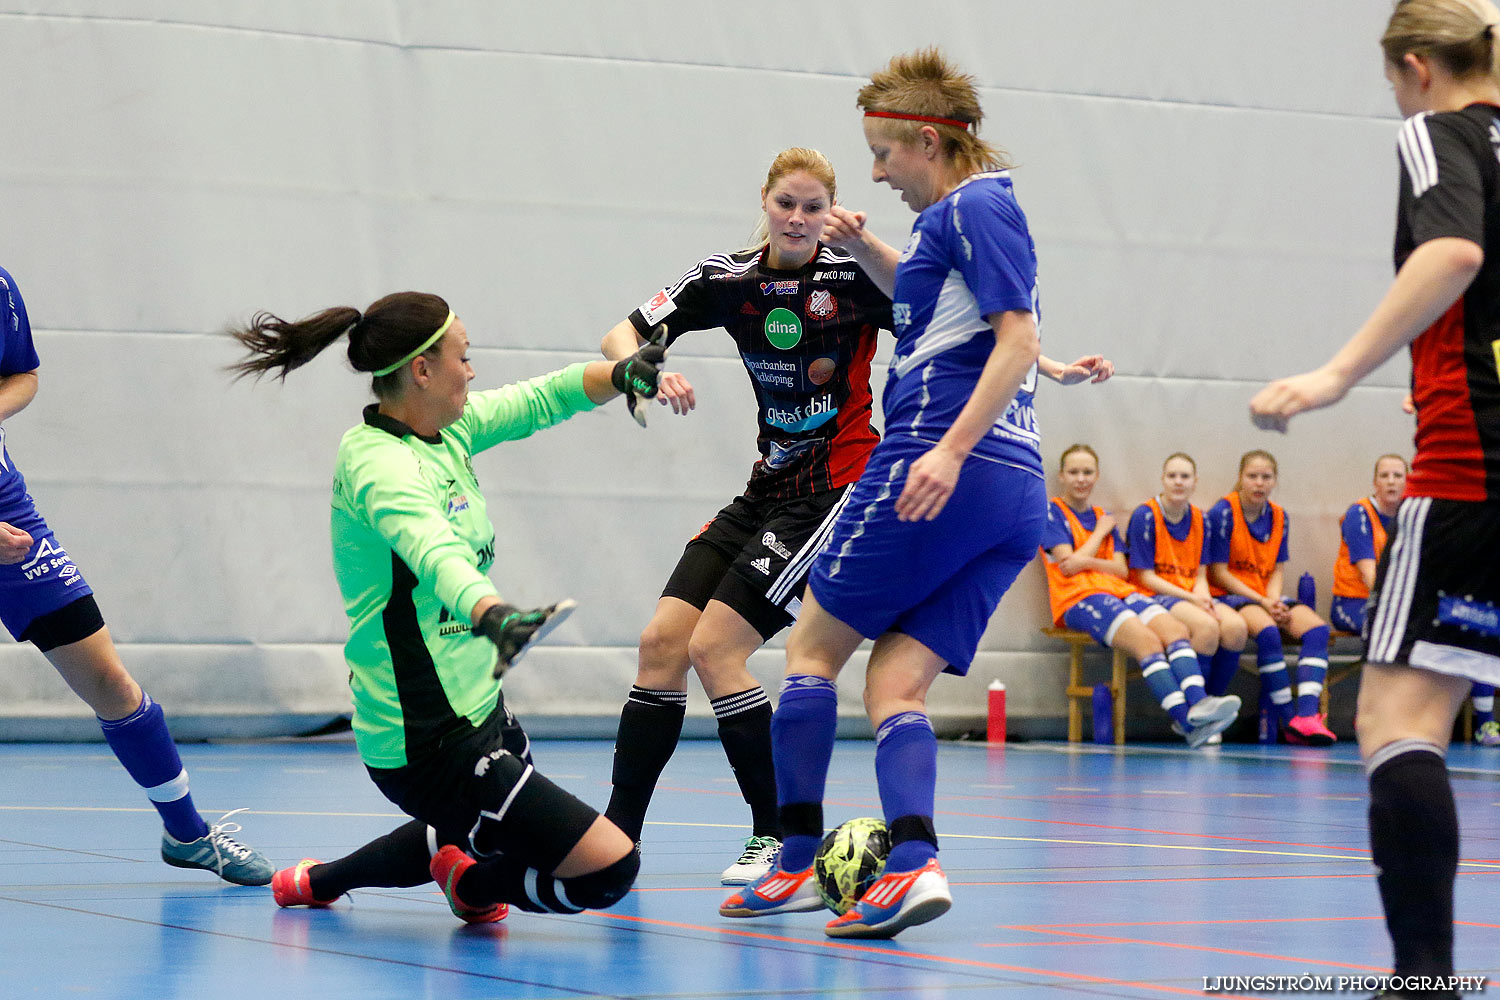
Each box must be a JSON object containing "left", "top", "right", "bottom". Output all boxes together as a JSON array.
[
  {"left": 1039, "top": 354, "right": 1113, "bottom": 385},
  {"left": 1250, "top": 236, "right": 1481, "bottom": 431},
  {"left": 600, "top": 319, "right": 692, "bottom": 421}
]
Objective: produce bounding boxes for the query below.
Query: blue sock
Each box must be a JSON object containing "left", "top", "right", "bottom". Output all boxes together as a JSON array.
[
  {"left": 875, "top": 712, "right": 938, "bottom": 873},
  {"left": 1206, "top": 645, "right": 1241, "bottom": 697},
  {"left": 1254, "top": 626, "right": 1294, "bottom": 724},
  {"left": 1294, "top": 626, "right": 1330, "bottom": 718},
  {"left": 98, "top": 693, "right": 208, "bottom": 842},
  {"left": 1141, "top": 652, "right": 1189, "bottom": 726},
  {"left": 1165, "top": 639, "right": 1206, "bottom": 706},
  {"left": 1473, "top": 684, "right": 1495, "bottom": 726},
  {"left": 772, "top": 675, "right": 838, "bottom": 872}
]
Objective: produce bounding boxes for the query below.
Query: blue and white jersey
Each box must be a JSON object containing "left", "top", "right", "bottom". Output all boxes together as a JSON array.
[
  {"left": 884, "top": 170, "right": 1041, "bottom": 476},
  {"left": 0, "top": 266, "right": 41, "bottom": 510}
]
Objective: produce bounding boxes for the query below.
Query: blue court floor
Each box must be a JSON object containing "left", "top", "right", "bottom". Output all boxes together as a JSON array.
[{"left": 2, "top": 736, "right": 1497, "bottom": 999}]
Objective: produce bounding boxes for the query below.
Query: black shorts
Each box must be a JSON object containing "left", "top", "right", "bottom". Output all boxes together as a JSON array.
[
  {"left": 661, "top": 486, "right": 851, "bottom": 640},
  {"left": 367, "top": 694, "right": 596, "bottom": 868},
  {"left": 1364, "top": 496, "right": 1500, "bottom": 686}
]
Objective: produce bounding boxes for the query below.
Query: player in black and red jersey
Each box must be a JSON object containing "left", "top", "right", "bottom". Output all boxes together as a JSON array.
[
  {"left": 601, "top": 148, "right": 891, "bottom": 884},
  {"left": 1252, "top": 2, "right": 1500, "bottom": 994}
]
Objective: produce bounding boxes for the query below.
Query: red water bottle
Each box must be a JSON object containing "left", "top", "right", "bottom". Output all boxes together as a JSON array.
[{"left": 987, "top": 680, "right": 1006, "bottom": 743}]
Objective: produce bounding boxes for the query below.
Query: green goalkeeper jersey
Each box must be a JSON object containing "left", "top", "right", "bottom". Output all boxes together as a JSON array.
[{"left": 330, "top": 363, "right": 597, "bottom": 768}]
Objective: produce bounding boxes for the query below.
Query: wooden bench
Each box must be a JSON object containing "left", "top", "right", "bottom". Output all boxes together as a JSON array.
[{"left": 1042, "top": 626, "right": 1126, "bottom": 744}]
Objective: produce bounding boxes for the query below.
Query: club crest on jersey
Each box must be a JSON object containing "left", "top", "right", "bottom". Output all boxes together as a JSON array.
[
  {"left": 806, "top": 289, "right": 837, "bottom": 320},
  {"left": 764, "top": 308, "right": 803, "bottom": 350},
  {"left": 639, "top": 289, "right": 677, "bottom": 326},
  {"left": 760, "top": 280, "right": 799, "bottom": 296}
]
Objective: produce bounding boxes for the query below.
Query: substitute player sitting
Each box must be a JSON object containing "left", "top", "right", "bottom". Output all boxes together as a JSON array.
[
  {"left": 1127, "top": 452, "right": 1250, "bottom": 712},
  {"left": 1042, "top": 445, "right": 1240, "bottom": 747},
  {"left": 1207, "top": 450, "right": 1337, "bottom": 745}
]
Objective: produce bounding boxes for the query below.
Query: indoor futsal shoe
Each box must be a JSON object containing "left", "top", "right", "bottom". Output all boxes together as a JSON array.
[
  {"left": 1183, "top": 694, "right": 1241, "bottom": 747},
  {"left": 719, "top": 862, "right": 823, "bottom": 917},
  {"left": 1475, "top": 720, "right": 1500, "bottom": 747},
  {"left": 824, "top": 857, "right": 952, "bottom": 939},
  {"left": 429, "top": 844, "right": 508, "bottom": 924},
  {"left": 272, "top": 859, "right": 339, "bottom": 908},
  {"left": 721, "top": 834, "right": 781, "bottom": 886},
  {"left": 160, "top": 809, "right": 273, "bottom": 886},
  {"left": 1284, "top": 713, "right": 1337, "bottom": 746}
]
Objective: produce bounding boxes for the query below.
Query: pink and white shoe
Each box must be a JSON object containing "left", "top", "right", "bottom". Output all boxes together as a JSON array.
[
  {"left": 824, "top": 858, "right": 952, "bottom": 939},
  {"left": 1284, "top": 713, "right": 1337, "bottom": 746}
]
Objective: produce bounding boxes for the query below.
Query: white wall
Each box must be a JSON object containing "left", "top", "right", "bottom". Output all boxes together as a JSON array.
[{"left": 0, "top": 2, "right": 1412, "bottom": 735}]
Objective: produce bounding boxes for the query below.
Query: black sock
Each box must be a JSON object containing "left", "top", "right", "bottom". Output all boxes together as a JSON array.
[
  {"left": 1367, "top": 741, "right": 1458, "bottom": 983},
  {"left": 310, "top": 819, "right": 433, "bottom": 899},
  {"left": 712, "top": 688, "right": 779, "bottom": 839},
  {"left": 604, "top": 686, "right": 687, "bottom": 842}
]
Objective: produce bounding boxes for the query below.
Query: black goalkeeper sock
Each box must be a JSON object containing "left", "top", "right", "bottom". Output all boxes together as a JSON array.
[
  {"left": 1367, "top": 740, "right": 1459, "bottom": 983},
  {"left": 712, "top": 688, "right": 779, "bottom": 839},
  {"left": 310, "top": 819, "right": 433, "bottom": 899},
  {"left": 605, "top": 686, "right": 687, "bottom": 842}
]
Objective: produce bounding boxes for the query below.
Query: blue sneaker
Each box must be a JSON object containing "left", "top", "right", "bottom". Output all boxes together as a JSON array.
[
  {"left": 719, "top": 862, "right": 824, "bottom": 918},
  {"left": 161, "top": 809, "right": 273, "bottom": 886},
  {"left": 824, "top": 858, "right": 951, "bottom": 939}
]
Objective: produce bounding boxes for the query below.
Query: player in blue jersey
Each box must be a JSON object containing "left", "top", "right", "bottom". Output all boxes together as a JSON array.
[
  {"left": 0, "top": 266, "right": 272, "bottom": 885},
  {"left": 720, "top": 48, "right": 1110, "bottom": 939}
]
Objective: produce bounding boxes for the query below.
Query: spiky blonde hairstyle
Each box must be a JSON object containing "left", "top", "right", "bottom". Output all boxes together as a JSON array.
[{"left": 856, "top": 48, "right": 1009, "bottom": 173}]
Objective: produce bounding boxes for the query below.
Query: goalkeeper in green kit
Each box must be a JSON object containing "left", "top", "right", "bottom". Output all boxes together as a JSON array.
[{"left": 229, "top": 291, "right": 664, "bottom": 922}]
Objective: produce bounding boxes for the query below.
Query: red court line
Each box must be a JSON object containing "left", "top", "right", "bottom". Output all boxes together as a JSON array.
[
  {"left": 594, "top": 912, "right": 1257, "bottom": 998},
  {"left": 1003, "top": 924, "right": 1390, "bottom": 972}
]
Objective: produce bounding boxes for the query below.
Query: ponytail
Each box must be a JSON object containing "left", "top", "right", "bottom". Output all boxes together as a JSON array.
[
  {"left": 1383, "top": 0, "right": 1500, "bottom": 82},
  {"left": 227, "top": 307, "right": 359, "bottom": 382},
  {"left": 227, "top": 291, "right": 452, "bottom": 394}
]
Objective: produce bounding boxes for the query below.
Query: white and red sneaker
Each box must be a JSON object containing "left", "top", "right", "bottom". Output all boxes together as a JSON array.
[
  {"left": 824, "top": 858, "right": 952, "bottom": 939},
  {"left": 719, "top": 863, "right": 824, "bottom": 918}
]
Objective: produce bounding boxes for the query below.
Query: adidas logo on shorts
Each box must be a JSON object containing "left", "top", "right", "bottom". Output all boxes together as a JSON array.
[{"left": 750, "top": 557, "right": 772, "bottom": 575}]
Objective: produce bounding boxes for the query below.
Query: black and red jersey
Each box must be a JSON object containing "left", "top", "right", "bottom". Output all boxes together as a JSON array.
[
  {"left": 627, "top": 244, "right": 892, "bottom": 500},
  {"left": 1394, "top": 104, "right": 1500, "bottom": 502}
]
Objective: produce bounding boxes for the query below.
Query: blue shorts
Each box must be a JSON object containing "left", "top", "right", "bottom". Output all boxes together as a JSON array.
[
  {"left": 1330, "top": 595, "right": 1366, "bottom": 634},
  {"left": 1061, "top": 592, "right": 1166, "bottom": 648},
  {"left": 0, "top": 493, "right": 94, "bottom": 640},
  {"left": 1219, "top": 594, "right": 1297, "bottom": 611},
  {"left": 807, "top": 437, "right": 1046, "bottom": 676}
]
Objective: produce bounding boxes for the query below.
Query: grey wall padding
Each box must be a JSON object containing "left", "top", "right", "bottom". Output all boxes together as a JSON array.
[{"left": 0, "top": 3, "right": 1414, "bottom": 735}]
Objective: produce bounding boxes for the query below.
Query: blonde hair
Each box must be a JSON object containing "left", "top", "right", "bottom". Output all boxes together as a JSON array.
[
  {"left": 856, "top": 48, "right": 1010, "bottom": 175},
  {"left": 1162, "top": 452, "right": 1198, "bottom": 474},
  {"left": 746, "top": 147, "right": 837, "bottom": 248},
  {"left": 1236, "top": 449, "right": 1279, "bottom": 483},
  {"left": 1383, "top": 0, "right": 1500, "bottom": 80},
  {"left": 1374, "top": 453, "right": 1410, "bottom": 476},
  {"left": 1058, "top": 443, "right": 1099, "bottom": 471}
]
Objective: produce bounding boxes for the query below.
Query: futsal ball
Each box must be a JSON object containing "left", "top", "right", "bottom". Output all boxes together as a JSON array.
[{"left": 814, "top": 816, "right": 890, "bottom": 915}]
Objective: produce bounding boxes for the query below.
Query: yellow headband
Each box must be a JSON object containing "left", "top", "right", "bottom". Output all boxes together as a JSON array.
[{"left": 373, "top": 310, "right": 456, "bottom": 377}]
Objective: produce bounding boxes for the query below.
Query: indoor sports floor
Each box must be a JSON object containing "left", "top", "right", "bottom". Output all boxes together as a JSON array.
[{"left": 2, "top": 736, "right": 1498, "bottom": 999}]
